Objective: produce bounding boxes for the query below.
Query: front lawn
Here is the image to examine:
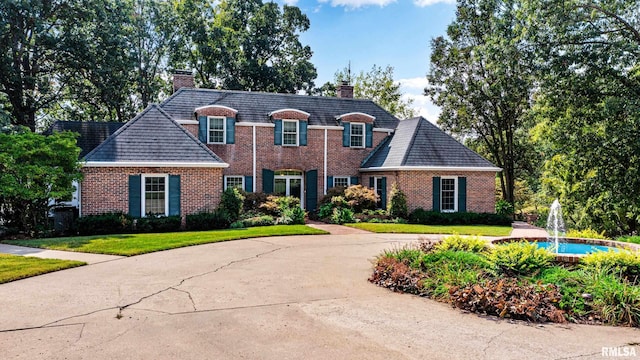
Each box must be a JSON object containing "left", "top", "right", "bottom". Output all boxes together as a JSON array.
[
  {"left": 3, "top": 225, "right": 327, "bottom": 256},
  {"left": 346, "top": 223, "right": 512, "bottom": 237},
  {"left": 0, "top": 254, "right": 85, "bottom": 284}
]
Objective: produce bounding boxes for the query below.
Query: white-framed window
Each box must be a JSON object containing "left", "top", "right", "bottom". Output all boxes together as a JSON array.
[
  {"left": 282, "top": 119, "right": 298, "bottom": 146},
  {"left": 142, "top": 174, "right": 168, "bottom": 216},
  {"left": 333, "top": 176, "right": 350, "bottom": 188},
  {"left": 225, "top": 176, "right": 244, "bottom": 190},
  {"left": 350, "top": 123, "right": 364, "bottom": 148},
  {"left": 208, "top": 116, "right": 225, "bottom": 144},
  {"left": 374, "top": 177, "right": 384, "bottom": 207},
  {"left": 441, "top": 177, "right": 458, "bottom": 212}
]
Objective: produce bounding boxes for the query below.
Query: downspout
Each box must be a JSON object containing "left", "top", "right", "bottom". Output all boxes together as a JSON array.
[
  {"left": 253, "top": 125, "right": 257, "bottom": 192},
  {"left": 323, "top": 128, "right": 328, "bottom": 195}
]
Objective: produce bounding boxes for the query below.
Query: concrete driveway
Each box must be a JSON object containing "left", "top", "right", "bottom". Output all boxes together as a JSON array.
[{"left": 0, "top": 233, "right": 637, "bottom": 359}]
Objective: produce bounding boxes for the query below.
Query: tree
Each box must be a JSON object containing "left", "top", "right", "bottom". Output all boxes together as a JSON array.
[
  {"left": 333, "top": 64, "right": 417, "bottom": 119},
  {"left": 173, "top": 0, "right": 317, "bottom": 93},
  {"left": 0, "top": 128, "right": 82, "bottom": 234},
  {"left": 525, "top": 0, "right": 640, "bottom": 235},
  {"left": 425, "top": 0, "right": 535, "bottom": 206}
]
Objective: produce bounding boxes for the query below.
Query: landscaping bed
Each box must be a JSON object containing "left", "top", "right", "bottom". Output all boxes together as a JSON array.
[
  {"left": 346, "top": 223, "right": 512, "bottom": 236},
  {"left": 370, "top": 235, "right": 640, "bottom": 327}
]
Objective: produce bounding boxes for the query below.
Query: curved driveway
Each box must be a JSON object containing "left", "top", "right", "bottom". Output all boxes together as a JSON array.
[{"left": 0, "top": 232, "right": 637, "bottom": 359}]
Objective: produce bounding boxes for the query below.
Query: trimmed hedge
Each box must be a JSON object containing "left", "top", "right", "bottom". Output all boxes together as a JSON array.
[
  {"left": 185, "top": 210, "right": 231, "bottom": 231},
  {"left": 135, "top": 215, "right": 182, "bottom": 233},
  {"left": 409, "top": 208, "right": 512, "bottom": 226},
  {"left": 76, "top": 212, "right": 133, "bottom": 235}
]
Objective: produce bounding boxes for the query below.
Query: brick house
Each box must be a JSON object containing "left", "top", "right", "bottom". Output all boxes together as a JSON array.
[{"left": 66, "top": 73, "right": 500, "bottom": 219}]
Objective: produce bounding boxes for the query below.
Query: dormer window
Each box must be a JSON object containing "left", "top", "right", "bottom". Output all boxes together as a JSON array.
[
  {"left": 282, "top": 120, "right": 299, "bottom": 146},
  {"left": 208, "top": 116, "right": 225, "bottom": 144},
  {"left": 350, "top": 123, "right": 364, "bottom": 148}
]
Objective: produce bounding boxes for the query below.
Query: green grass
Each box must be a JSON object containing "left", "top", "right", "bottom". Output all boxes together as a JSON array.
[
  {"left": 0, "top": 254, "right": 85, "bottom": 284},
  {"left": 346, "top": 223, "right": 512, "bottom": 236},
  {"left": 617, "top": 236, "right": 640, "bottom": 245},
  {"left": 2, "top": 225, "right": 328, "bottom": 256}
]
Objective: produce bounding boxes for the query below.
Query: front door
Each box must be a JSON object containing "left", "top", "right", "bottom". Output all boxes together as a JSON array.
[{"left": 273, "top": 170, "right": 304, "bottom": 207}]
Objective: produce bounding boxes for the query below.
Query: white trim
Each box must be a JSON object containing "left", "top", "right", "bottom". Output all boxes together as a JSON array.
[
  {"left": 252, "top": 125, "right": 257, "bottom": 192},
  {"left": 176, "top": 119, "right": 199, "bottom": 125},
  {"left": 84, "top": 161, "right": 229, "bottom": 168},
  {"left": 350, "top": 123, "right": 365, "bottom": 148},
  {"left": 236, "top": 122, "right": 275, "bottom": 128},
  {"left": 373, "top": 128, "right": 395, "bottom": 133},
  {"left": 194, "top": 104, "right": 238, "bottom": 114},
  {"left": 207, "top": 116, "right": 226, "bottom": 144},
  {"left": 282, "top": 119, "right": 299, "bottom": 146},
  {"left": 224, "top": 175, "right": 245, "bottom": 190},
  {"left": 335, "top": 112, "right": 376, "bottom": 121},
  {"left": 308, "top": 125, "right": 343, "bottom": 130},
  {"left": 323, "top": 129, "right": 327, "bottom": 195},
  {"left": 78, "top": 181, "right": 82, "bottom": 217},
  {"left": 333, "top": 176, "right": 351, "bottom": 188},
  {"left": 141, "top": 174, "right": 169, "bottom": 217},
  {"left": 440, "top": 176, "right": 458, "bottom": 213},
  {"left": 359, "top": 166, "right": 502, "bottom": 172},
  {"left": 268, "top": 108, "right": 310, "bottom": 117}
]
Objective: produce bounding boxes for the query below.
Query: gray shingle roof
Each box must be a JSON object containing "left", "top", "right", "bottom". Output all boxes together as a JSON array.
[
  {"left": 84, "top": 104, "right": 226, "bottom": 164},
  {"left": 361, "top": 117, "right": 499, "bottom": 170},
  {"left": 160, "top": 88, "right": 399, "bottom": 129},
  {"left": 44, "top": 121, "right": 124, "bottom": 158}
]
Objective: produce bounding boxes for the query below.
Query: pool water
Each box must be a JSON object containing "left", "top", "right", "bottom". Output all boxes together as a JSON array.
[{"left": 534, "top": 241, "right": 620, "bottom": 255}]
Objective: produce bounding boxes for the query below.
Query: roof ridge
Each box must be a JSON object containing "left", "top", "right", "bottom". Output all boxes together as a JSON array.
[
  {"left": 400, "top": 117, "right": 424, "bottom": 166},
  {"left": 84, "top": 105, "right": 157, "bottom": 160},
  {"left": 421, "top": 118, "right": 495, "bottom": 166}
]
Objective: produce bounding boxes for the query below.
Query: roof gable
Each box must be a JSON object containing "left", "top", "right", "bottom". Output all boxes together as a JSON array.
[
  {"left": 361, "top": 117, "right": 499, "bottom": 171},
  {"left": 44, "top": 121, "right": 124, "bottom": 158},
  {"left": 160, "top": 88, "right": 399, "bottom": 129},
  {"left": 84, "top": 104, "right": 226, "bottom": 166}
]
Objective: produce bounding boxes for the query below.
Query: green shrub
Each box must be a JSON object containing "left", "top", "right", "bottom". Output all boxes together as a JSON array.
[
  {"left": 135, "top": 215, "right": 182, "bottom": 233},
  {"left": 219, "top": 187, "right": 244, "bottom": 222},
  {"left": 388, "top": 183, "right": 408, "bottom": 219},
  {"left": 489, "top": 241, "right": 555, "bottom": 276},
  {"left": 319, "top": 187, "right": 346, "bottom": 207},
  {"left": 185, "top": 210, "right": 231, "bottom": 231},
  {"left": 435, "top": 234, "right": 490, "bottom": 254},
  {"left": 260, "top": 195, "right": 300, "bottom": 217},
  {"left": 408, "top": 208, "right": 512, "bottom": 226},
  {"left": 331, "top": 207, "right": 354, "bottom": 224},
  {"left": 581, "top": 250, "right": 640, "bottom": 283},
  {"left": 230, "top": 215, "right": 275, "bottom": 229},
  {"left": 344, "top": 185, "right": 377, "bottom": 213},
  {"left": 537, "top": 267, "right": 592, "bottom": 317},
  {"left": 587, "top": 269, "right": 640, "bottom": 326},
  {"left": 383, "top": 244, "right": 424, "bottom": 265},
  {"left": 418, "top": 250, "right": 492, "bottom": 299},
  {"left": 566, "top": 229, "right": 609, "bottom": 239},
  {"left": 617, "top": 236, "right": 640, "bottom": 245},
  {"left": 278, "top": 207, "right": 306, "bottom": 225},
  {"left": 495, "top": 199, "right": 514, "bottom": 217},
  {"left": 76, "top": 212, "right": 133, "bottom": 235}
]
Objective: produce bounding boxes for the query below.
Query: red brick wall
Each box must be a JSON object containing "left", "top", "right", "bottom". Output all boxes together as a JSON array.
[
  {"left": 269, "top": 110, "right": 309, "bottom": 120},
  {"left": 195, "top": 107, "right": 237, "bottom": 118},
  {"left": 81, "top": 167, "right": 224, "bottom": 216},
  {"left": 361, "top": 171, "right": 496, "bottom": 213},
  {"left": 339, "top": 114, "right": 375, "bottom": 123}
]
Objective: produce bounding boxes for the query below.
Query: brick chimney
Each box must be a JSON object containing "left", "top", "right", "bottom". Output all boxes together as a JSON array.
[
  {"left": 173, "top": 69, "right": 195, "bottom": 93},
  {"left": 336, "top": 81, "right": 354, "bottom": 98}
]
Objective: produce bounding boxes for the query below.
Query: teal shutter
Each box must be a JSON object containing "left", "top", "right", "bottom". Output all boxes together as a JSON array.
[
  {"left": 274, "top": 120, "right": 282, "bottom": 145},
  {"left": 350, "top": 176, "right": 359, "bottom": 185},
  {"left": 305, "top": 170, "right": 318, "bottom": 211},
  {"left": 244, "top": 176, "right": 253, "bottom": 193},
  {"left": 198, "top": 116, "right": 207, "bottom": 143},
  {"left": 365, "top": 123, "right": 373, "bottom": 148},
  {"left": 433, "top": 177, "right": 441, "bottom": 212},
  {"left": 299, "top": 121, "right": 307, "bottom": 146},
  {"left": 168, "top": 175, "right": 181, "bottom": 216},
  {"left": 128, "top": 175, "right": 141, "bottom": 218},
  {"left": 342, "top": 122, "right": 350, "bottom": 147},
  {"left": 380, "top": 177, "right": 387, "bottom": 210},
  {"left": 262, "top": 169, "right": 274, "bottom": 193},
  {"left": 226, "top": 117, "right": 235, "bottom": 144},
  {"left": 327, "top": 176, "right": 333, "bottom": 188},
  {"left": 369, "top": 176, "right": 374, "bottom": 188},
  {"left": 458, "top": 177, "right": 467, "bottom": 213}
]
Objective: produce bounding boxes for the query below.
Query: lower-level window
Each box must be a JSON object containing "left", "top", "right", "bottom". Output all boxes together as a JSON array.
[
  {"left": 144, "top": 175, "right": 167, "bottom": 216},
  {"left": 441, "top": 177, "right": 457, "bottom": 212},
  {"left": 333, "top": 176, "right": 350, "bottom": 188},
  {"left": 225, "top": 176, "right": 244, "bottom": 190}
]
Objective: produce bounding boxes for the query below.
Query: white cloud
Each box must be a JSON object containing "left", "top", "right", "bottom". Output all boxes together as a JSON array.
[
  {"left": 397, "top": 77, "right": 429, "bottom": 91},
  {"left": 318, "top": 0, "right": 396, "bottom": 9},
  {"left": 398, "top": 78, "right": 440, "bottom": 123},
  {"left": 282, "top": 0, "right": 299, "bottom": 5},
  {"left": 413, "top": 0, "right": 455, "bottom": 7}
]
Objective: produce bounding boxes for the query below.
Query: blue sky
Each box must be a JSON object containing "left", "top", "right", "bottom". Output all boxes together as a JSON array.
[{"left": 281, "top": 0, "right": 457, "bottom": 121}]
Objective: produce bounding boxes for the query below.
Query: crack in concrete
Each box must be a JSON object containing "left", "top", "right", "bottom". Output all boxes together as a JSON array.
[
  {"left": 553, "top": 351, "right": 603, "bottom": 359},
  {"left": 482, "top": 330, "right": 506, "bottom": 357},
  {"left": 0, "top": 322, "right": 85, "bottom": 334},
  {"left": 170, "top": 287, "right": 197, "bottom": 311},
  {"left": 75, "top": 323, "right": 85, "bottom": 343},
  {"left": 169, "top": 296, "right": 350, "bottom": 316}
]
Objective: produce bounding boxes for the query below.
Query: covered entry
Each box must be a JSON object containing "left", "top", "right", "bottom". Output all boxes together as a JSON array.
[{"left": 262, "top": 169, "right": 318, "bottom": 211}]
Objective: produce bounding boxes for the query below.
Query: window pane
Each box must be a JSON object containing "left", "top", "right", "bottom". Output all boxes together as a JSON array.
[
  {"left": 145, "top": 177, "right": 166, "bottom": 215},
  {"left": 209, "top": 117, "right": 224, "bottom": 143},
  {"left": 351, "top": 124, "right": 364, "bottom": 147},
  {"left": 282, "top": 120, "right": 298, "bottom": 145},
  {"left": 225, "top": 176, "right": 243, "bottom": 190},
  {"left": 334, "top": 177, "right": 349, "bottom": 188},
  {"left": 441, "top": 178, "right": 456, "bottom": 211}
]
